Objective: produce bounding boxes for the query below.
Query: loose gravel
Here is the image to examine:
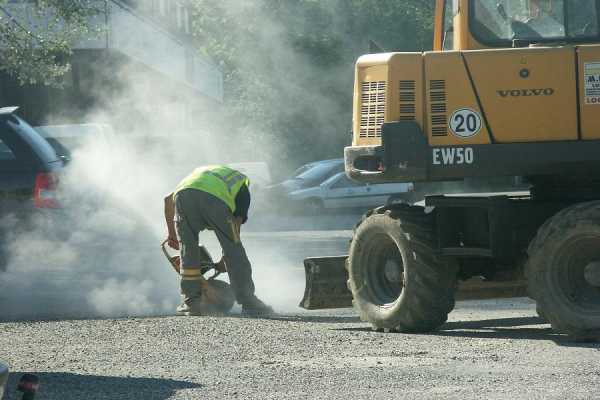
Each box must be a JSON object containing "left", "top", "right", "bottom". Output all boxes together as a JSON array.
[{"left": 1, "top": 298, "right": 599, "bottom": 400}]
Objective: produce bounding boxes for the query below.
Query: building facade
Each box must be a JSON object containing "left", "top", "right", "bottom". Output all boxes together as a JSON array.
[{"left": 0, "top": 0, "right": 223, "bottom": 134}]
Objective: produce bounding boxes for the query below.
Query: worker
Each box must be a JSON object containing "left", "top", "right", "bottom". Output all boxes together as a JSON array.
[{"left": 164, "top": 165, "right": 274, "bottom": 316}]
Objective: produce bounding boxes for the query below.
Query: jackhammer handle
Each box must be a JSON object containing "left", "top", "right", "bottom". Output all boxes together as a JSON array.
[
  {"left": 161, "top": 239, "right": 181, "bottom": 274},
  {"left": 162, "top": 240, "right": 218, "bottom": 277}
]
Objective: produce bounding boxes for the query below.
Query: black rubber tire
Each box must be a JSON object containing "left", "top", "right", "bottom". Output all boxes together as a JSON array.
[
  {"left": 526, "top": 201, "right": 600, "bottom": 338},
  {"left": 347, "top": 204, "right": 458, "bottom": 332}
]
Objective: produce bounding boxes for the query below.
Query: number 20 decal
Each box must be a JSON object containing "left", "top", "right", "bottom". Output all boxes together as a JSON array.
[{"left": 449, "top": 108, "right": 482, "bottom": 138}]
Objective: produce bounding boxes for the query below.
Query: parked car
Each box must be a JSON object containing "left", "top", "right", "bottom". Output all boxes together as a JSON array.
[
  {"left": 257, "top": 158, "right": 345, "bottom": 212},
  {"left": 267, "top": 158, "right": 344, "bottom": 194},
  {"left": 0, "top": 360, "right": 7, "bottom": 399},
  {"left": 288, "top": 171, "right": 415, "bottom": 213},
  {"left": 0, "top": 108, "right": 63, "bottom": 211},
  {"left": 0, "top": 107, "right": 65, "bottom": 268},
  {"left": 35, "top": 123, "right": 115, "bottom": 161}
]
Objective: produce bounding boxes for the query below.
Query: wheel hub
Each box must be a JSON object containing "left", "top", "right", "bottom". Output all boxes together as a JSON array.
[
  {"left": 584, "top": 261, "right": 600, "bottom": 287},
  {"left": 383, "top": 260, "right": 403, "bottom": 284}
]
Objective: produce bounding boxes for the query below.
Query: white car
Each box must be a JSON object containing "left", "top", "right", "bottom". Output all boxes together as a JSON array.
[
  {"left": 35, "top": 123, "right": 115, "bottom": 160},
  {"left": 266, "top": 158, "right": 344, "bottom": 194},
  {"left": 288, "top": 172, "right": 415, "bottom": 212}
]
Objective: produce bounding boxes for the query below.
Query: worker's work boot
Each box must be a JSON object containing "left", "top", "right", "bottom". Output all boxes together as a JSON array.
[
  {"left": 241, "top": 295, "right": 275, "bottom": 317},
  {"left": 176, "top": 299, "right": 205, "bottom": 316},
  {"left": 178, "top": 276, "right": 206, "bottom": 316}
]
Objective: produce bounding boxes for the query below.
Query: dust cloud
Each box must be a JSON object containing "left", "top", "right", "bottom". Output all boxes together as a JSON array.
[{"left": 0, "top": 2, "right": 350, "bottom": 320}]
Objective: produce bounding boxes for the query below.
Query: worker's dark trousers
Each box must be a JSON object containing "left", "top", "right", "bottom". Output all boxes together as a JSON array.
[{"left": 174, "top": 189, "right": 255, "bottom": 305}]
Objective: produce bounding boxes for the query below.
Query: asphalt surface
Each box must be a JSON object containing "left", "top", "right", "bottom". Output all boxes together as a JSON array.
[{"left": 2, "top": 215, "right": 600, "bottom": 399}]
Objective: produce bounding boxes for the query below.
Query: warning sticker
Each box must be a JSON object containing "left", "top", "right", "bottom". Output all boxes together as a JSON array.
[{"left": 585, "top": 62, "right": 600, "bottom": 105}]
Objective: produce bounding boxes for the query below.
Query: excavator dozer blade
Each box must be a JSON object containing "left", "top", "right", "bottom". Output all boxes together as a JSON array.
[{"left": 299, "top": 256, "right": 353, "bottom": 310}]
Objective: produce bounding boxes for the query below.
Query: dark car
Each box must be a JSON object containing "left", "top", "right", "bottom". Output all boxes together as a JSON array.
[
  {"left": 0, "top": 107, "right": 64, "bottom": 267},
  {"left": 0, "top": 360, "right": 7, "bottom": 399}
]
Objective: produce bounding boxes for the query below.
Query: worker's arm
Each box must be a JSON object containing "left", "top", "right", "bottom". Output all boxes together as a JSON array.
[
  {"left": 164, "top": 192, "right": 179, "bottom": 250},
  {"left": 234, "top": 184, "right": 251, "bottom": 236},
  {"left": 233, "top": 184, "right": 251, "bottom": 226}
]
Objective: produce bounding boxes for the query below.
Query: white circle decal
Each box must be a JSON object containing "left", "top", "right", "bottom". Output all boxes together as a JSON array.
[{"left": 449, "top": 108, "right": 482, "bottom": 138}]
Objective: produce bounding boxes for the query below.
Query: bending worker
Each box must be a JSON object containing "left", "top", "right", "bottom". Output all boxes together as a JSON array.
[{"left": 164, "top": 165, "right": 273, "bottom": 316}]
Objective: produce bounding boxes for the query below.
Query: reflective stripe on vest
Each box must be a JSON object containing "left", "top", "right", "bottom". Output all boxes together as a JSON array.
[{"left": 174, "top": 165, "right": 249, "bottom": 212}]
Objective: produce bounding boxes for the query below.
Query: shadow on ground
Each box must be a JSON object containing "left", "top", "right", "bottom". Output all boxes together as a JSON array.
[
  {"left": 265, "top": 314, "right": 361, "bottom": 324},
  {"left": 333, "top": 316, "right": 600, "bottom": 347},
  {"left": 3, "top": 372, "right": 200, "bottom": 400}
]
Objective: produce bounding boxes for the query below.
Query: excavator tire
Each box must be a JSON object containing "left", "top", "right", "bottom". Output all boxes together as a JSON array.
[
  {"left": 347, "top": 204, "right": 458, "bottom": 332},
  {"left": 526, "top": 201, "right": 600, "bottom": 339}
]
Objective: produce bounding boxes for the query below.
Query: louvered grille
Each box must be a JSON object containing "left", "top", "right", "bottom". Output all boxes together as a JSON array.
[
  {"left": 398, "top": 80, "right": 416, "bottom": 122},
  {"left": 360, "top": 81, "right": 386, "bottom": 138},
  {"left": 430, "top": 80, "right": 448, "bottom": 136}
]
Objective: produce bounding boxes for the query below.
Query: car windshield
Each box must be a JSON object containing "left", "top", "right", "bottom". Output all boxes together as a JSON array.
[
  {"left": 471, "top": 0, "right": 600, "bottom": 44},
  {"left": 295, "top": 161, "right": 344, "bottom": 187},
  {"left": 292, "top": 163, "right": 315, "bottom": 177}
]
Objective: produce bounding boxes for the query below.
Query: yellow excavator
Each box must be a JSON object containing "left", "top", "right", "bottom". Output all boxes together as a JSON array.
[{"left": 301, "top": 0, "right": 600, "bottom": 339}]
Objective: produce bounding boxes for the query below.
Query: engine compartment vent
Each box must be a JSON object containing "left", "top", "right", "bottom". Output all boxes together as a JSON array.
[
  {"left": 360, "top": 81, "right": 386, "bottom": 138},
  {"left": 399, "top": 80, "right": 416, "bottom": 121},
  {"left": 430, "top": 80, "right": 448, "bottom": 136}
]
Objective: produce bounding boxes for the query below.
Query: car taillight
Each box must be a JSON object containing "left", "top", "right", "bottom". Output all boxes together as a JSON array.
[{"left": 34, "top": 172, "right": 61, "bottom": 208}]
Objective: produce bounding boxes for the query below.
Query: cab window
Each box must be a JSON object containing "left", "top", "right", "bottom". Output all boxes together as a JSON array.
[
  {"left": 442, "top": 0, "right": 456, "bottom": 50},
  {"left": 567, "top": 1, "right": 599, "bottom": 37},
  {"left": 471, "top": 0, "right": 600, "bottom": 44}
]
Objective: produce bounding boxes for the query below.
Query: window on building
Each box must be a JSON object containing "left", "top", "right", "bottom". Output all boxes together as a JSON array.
[
  {"left": 177, "top": 4, "right": 183, "bottom": 29},
  {"left": 185, "top": 50, "right": 195, "bottom": 83},
  {"left": 183, "top": 7, "right": 190, "bottom": 34}
]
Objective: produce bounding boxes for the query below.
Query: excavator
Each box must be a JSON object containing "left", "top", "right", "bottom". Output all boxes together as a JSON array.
[{"left": 300, "top": 0, "right": 600, "bottom": 339}]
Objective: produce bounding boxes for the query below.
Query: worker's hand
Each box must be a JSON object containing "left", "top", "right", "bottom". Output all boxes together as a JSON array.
[
  {"left": 167, "top": 235, "right": 180, "bottom": 250},
  {"left": 215, "top": 258, "right": 227, "bottom": 274}
]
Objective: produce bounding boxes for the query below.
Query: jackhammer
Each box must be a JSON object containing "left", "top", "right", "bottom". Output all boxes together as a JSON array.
[{"left": 161, "top": 240, "right": 235, "bottom": 314}]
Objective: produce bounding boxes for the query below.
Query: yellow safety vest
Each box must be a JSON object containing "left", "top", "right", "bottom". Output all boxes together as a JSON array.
[{"left": 174, "top": 165, "right": 250, "bottom": 213}]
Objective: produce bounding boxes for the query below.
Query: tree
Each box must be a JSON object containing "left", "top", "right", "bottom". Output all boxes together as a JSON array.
[
  {"left": 0, "top": 0, "right": 102, "bottom": 87},
  {"left": 190, "top": 0, "right": 434, "bottom": 168}
]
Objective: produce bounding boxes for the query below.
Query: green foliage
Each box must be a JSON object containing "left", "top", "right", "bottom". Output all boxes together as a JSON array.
[
  {"left": 191, "top": 0, "right": 434, "bottom": 167},
  {"left": 0, "top": 0, "right": 102, "bottom": 87}
]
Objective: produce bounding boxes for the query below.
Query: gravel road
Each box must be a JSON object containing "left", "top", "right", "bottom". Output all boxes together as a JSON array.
[
  {"left": 1, "top": 216, "right": 600, "bottom": 399},
  {"left": 1, "top": 299, "right": 599, "bottom": 400}
]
